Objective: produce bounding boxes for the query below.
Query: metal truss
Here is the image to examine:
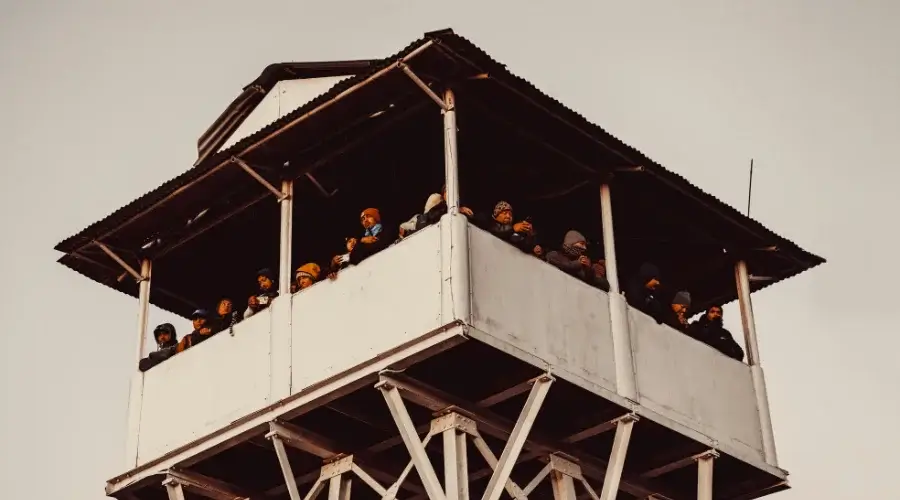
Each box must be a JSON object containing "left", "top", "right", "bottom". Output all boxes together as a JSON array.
[{"left": 160, "top": 373, "right": 722, "bottom": 500}]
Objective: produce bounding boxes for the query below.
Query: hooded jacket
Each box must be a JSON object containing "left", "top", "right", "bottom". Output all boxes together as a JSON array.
[
  {"left": 138, "top": 323, "right": 178, "bottom": 372},
  {"left": 689, "top": 315, "right": 745, "bottom": 361},
  {"left": 546, "top": 230, "right": 610, "bottom": 291},
  {"left": 626, "top": 263, "right": 665, "bottom": 322}
]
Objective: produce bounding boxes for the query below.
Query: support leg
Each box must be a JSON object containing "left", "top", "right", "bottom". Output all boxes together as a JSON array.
[
  {"left": 444, "top": 428, "right": 460, "bottom": 500},
  {"left": 271, "top": 435, "right": 303, "bottom": 500},
  {"left": 455, "top": 430, "right": 470, "bottom": 500},
  {"left": 696, "top": 453, "right": 716, "bottom": 500},
  {"left": 279, "top": 179, "right": 294, "bottom": 296},
  {"left": 599, "top": 415, "right": 638, "bottom": 500},
  {"left": 550, "top": 470, "right": 578, "bottom": 500},
  {"left": 481, "top": 375, "right": 553, "bottom": 500},
  {"left": 378, "top": 383, "right": 446, "bottom": 500},
  {"left": 164, "top": 481, "right": 186, "bottom": 500}
]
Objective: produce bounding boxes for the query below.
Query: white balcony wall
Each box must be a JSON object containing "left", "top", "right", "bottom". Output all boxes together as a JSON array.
[
  {"left": 137, "top": 310, "right": 272, "bottom": 463},
  {"left": 468, "top": 225, "right": 617, "bottom": 391},
  {"left": 630, "top": 309, "right": 765, "bottom": 459},
  {"left": 291, "top": 223, "right": 444, "bottom": 392}
]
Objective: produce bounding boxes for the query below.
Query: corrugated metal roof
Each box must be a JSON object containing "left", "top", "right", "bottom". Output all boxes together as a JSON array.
[
  {"left": 55, "top": 28, "right": 824, "bottom": 314},
  {"left": 54, "top": 35, "right": 432, "bottom": 255}
]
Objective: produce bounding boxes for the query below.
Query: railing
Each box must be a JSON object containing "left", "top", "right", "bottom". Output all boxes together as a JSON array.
[
  {"left": 138, "top": 309, "right": 272, "bottom": 462},
  {"left": 134, "top": 219, "right": 766, "bottom": 466},
  {"left": 135, "top": 223, "right": 446, "bottom": 465},
  {"left": 467, "top": 223, "right": 766, "bottom": 462}
]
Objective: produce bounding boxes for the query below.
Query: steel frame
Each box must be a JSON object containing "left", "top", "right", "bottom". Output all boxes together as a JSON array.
[{"left": 138, "top": 366, "right": 735, "bottom": 500}]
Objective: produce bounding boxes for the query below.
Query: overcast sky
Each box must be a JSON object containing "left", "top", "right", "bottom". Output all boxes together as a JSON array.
[{"left": 2, "top": 1, "right": 898, "bottom": 499}]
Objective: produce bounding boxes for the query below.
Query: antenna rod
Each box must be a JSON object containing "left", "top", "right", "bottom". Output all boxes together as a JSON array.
[{"left": 746, "top": 158, "right": 754, "bottom": 216}]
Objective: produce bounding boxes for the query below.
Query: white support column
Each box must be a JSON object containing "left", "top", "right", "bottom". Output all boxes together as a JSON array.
[
  {"left": 440, "top": 87, "right": 471, "bottom": 325},
  {"left": 600, "top": 183, "right": 638, "bottom": 401},
  {"left": 443, "top": 427, "right": 461, "bottom": 500},
  {"left": 164, "top": 480, "right": 187, "bottom": 500},
  {"left": 735, "top": 260, "right": 778, "bottom": 466},
  {"left": 443, "top": 89, "right": 460, "bottom": 214},
  {"left": 696, "top": 453, "right": 717, "bottom": 500},
  {"left": 377, "top": 383, "right": 447, "bottom": 500},
  {"left": 454, "top": 430, "right": 469, "bottom": 500},
  {"left": 279, "top": 179, "right": 294, "bottom": 296},
  {"left": 550, "top": 470, "right": 578, "bottom": 500},
  {"left": 481, "top": 375, "right": 553, "bottom": 500},
  {"left": 135, "top": 258, "right": 152, "bottom": 360},
  {"left": 599, "top": 414, "right": 638, "bottom": 500},
  {"left": 124, "top": 258, "right": 151, "bottom": 469}
]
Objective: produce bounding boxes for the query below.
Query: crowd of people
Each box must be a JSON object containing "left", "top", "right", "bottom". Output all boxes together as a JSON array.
[{"left": 138, "top": 186, "right": 743, "bottom": 372}]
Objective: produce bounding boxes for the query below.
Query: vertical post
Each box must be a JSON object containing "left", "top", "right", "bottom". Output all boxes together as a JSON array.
[
  {"left": 443, "top": 89, "right": 459, "bottom": 214},
  {"left": 550, "top": 470, "right": 577, "bottom": 500},
  {"left": 696, "top": 455, "right": 714, "bottom": 500},
  {"left": 136, "top": 259, "right": 152, "bottom": 358},
  {"left": 600, "top": 183, "right": 638, "bottom": 401},
  {"left": 444, "top": 428, "right": 460, "bottom": 500},
  {"left": 124, "top": 258, "right": 151, "bottom": 469},
  {"left": 735, "top": 260, "right": 778, "bottom": 465},
  {"left": 164, "top": 480, "right": 187, "bottom": 500},
  {"left": 440, "top": 88, "right": 471, "bottom": 325},
  {"left": 279, "top": 179, "right": 294, "bottom": 296}
]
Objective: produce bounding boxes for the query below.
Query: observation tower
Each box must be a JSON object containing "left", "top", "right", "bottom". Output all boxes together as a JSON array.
[{"left": 55, "top": 29, "right": 824, "bottom": 500}]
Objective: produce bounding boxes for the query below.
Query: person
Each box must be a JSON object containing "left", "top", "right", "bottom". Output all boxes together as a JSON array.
[
  {"left": 689, "top": 305, "right": 745, "bottom": 361},
  {"left": 476, "top": 201, "right": 541, "bottom": 256},
  {"left": 138, "top": 323, "right": 178, "bottom": 372},
  {"left": 245, "top": 268, "right": 278, "bottom": 319},
  {"left": 592, "top": 260, "right": 611, "bottom": 292},
  {"left": 330, "top": 208, "right": 394, "bottom": 279},
  {"left": 662, "top": 291, "right": 692, "bottom": 333},
  {"left": 417, "top": 185, "right": 474, "bottom": 230},
  {"left": 399, "top": 193, "right": 443, "bottom": 241},
  {"left": 177, "top": 309, "right": 215, "bottom": 353},
  {"left": 294, "top": 262, "right": 321, "bottom": 291},
  {"left": 545, "top": 230, "right": 609, "bottom": 291},
  {"left": 626, "top": 262, "right": 665, "bottom": 321},
  {"left": 211, "top": 298, "right": 240, "bottom": 335}
]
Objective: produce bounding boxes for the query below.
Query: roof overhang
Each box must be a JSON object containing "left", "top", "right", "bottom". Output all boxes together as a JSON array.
[{"left": 55, "top": 28, "right": 825, "bottom": 318}]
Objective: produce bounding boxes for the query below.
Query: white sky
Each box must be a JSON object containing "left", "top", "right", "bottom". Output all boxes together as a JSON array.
[{"left": 2, "top": 1, "right": 898, "bottom": 498}]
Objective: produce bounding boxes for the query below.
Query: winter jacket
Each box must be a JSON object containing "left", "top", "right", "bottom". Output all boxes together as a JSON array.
[
  {"left": 626, "top": 263, "right": 665, "bottom": 322},
  {"left": 689, "top": 316, "right": 745, "bottom": 361},
  {"left": 138, "top": 323, "right": 178, "bottom": 372}
]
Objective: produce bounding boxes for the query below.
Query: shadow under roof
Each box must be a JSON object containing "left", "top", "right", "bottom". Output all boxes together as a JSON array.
[{"left": 54, "top": 28, "right": 824, "bottom": 318}]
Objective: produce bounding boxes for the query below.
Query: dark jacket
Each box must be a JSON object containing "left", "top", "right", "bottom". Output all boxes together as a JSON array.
[
  {"left": 473, "top": 214, "right": 536, "bottom": 253},
  {"left": 661, "top": 308, "right": 690, "bottom": 333},
  {"left": 546, "top": 250, "right": 610, "bottom": 292},
  {"left": 626, "top": 264, "right": 665, "bottom": 322},
  {"left": 689, "top": 316, "right": 745, "bottom": 361},
  {"left": 177, "top": 326, "right": 216, "bottom": 353},
  {"left": 138, "top": 323, "right": 178, "bottom": 372},
  {"left": 211, "top": 311, "right": 240, "bottom": 335},
  {"left": 416, "top": 199, "right": 475, "bottom": 231},
  {"left": 349, "top": 223, "right": 395, "bottom": 265}
]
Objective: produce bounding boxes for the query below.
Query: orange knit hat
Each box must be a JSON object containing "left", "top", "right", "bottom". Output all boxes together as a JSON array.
[
  {"left": 361, "top": 208, "right": 381, "bottom": 223},
  {"left": 296, "top": 263, "right": 321, "bottom": 281}
]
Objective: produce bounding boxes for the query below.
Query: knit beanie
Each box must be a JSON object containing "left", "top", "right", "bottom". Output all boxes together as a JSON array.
[
  {"left": 361, "top": 208, "right": 381, "bottom": 223},
  {"left": 563, "top": 230, "right": 586, "bottom": 247},
  {"left": 672, "top": 291, "right": 691, "bottom": 307},
  {"left": 296, "top": 263, "right": 321, "bottom": 281},
  {"left": 493, "top": 201, "right": 512, "bottom": 218}
]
